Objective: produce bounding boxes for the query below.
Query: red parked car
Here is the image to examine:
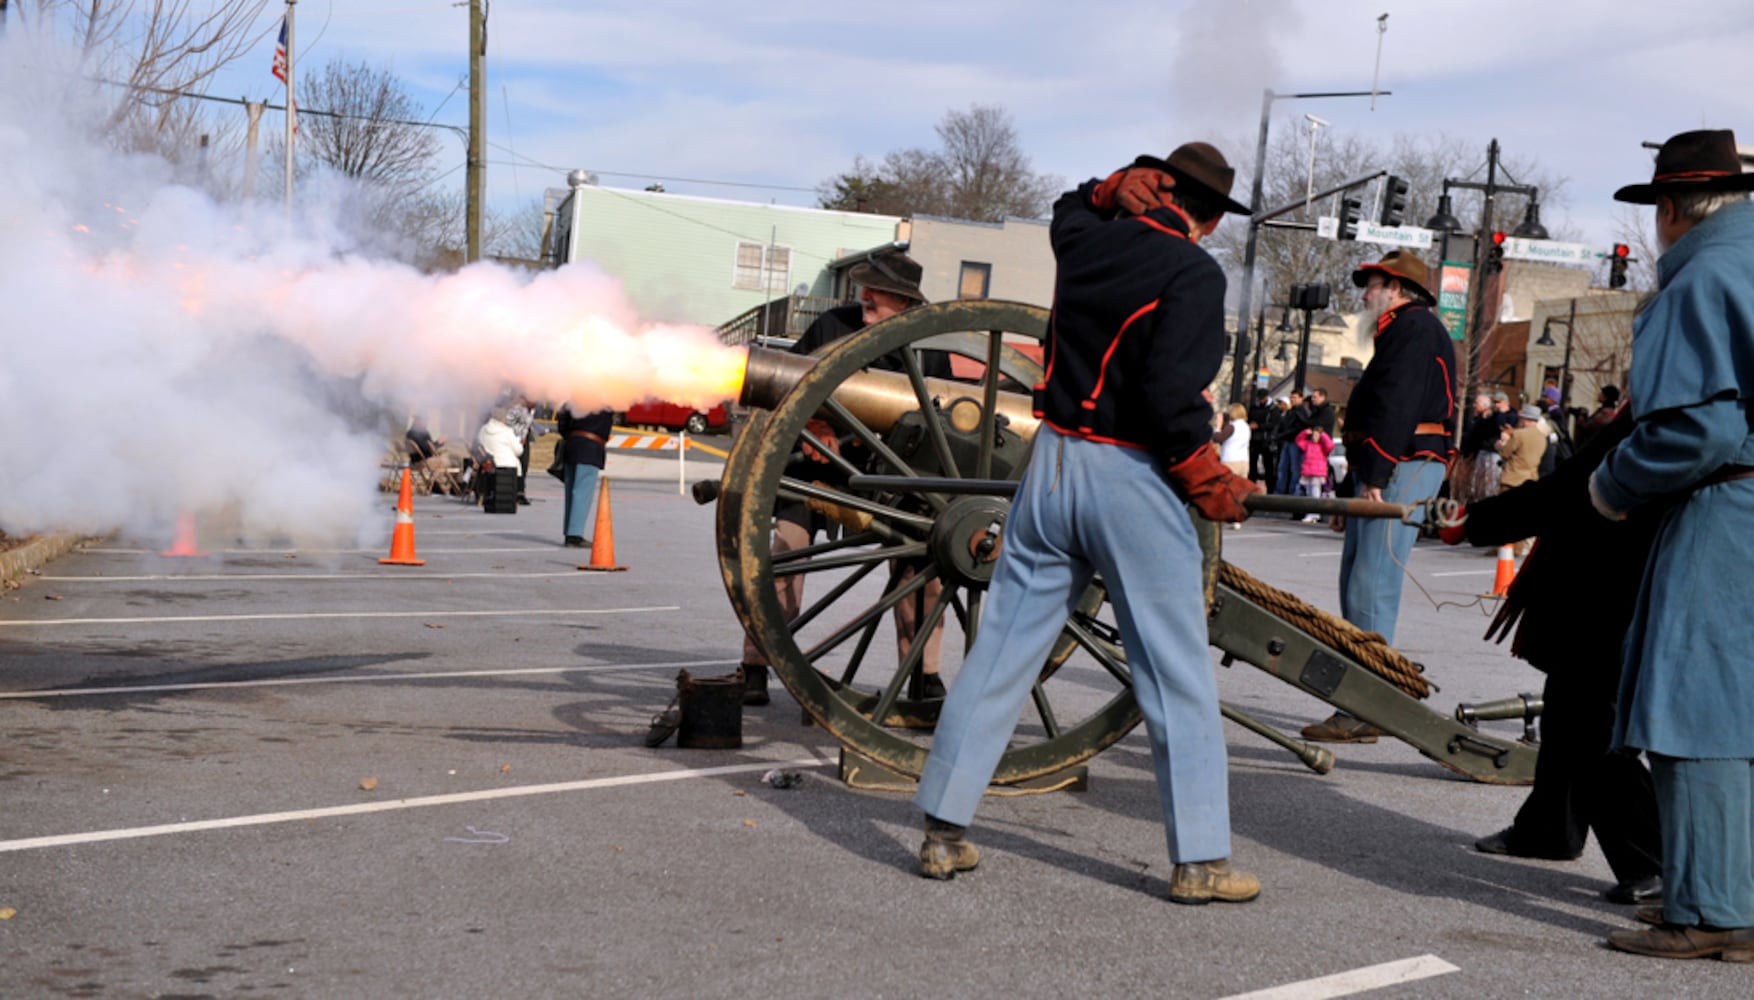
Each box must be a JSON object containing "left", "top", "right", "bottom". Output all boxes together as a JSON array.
[{"left": 624, "top": 399, "right": 729, "bottom": 435}]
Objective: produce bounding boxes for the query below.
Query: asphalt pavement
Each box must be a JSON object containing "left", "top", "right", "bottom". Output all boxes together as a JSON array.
[{"left": 1, "top": 449, "right": 1745, "bottom": 998}]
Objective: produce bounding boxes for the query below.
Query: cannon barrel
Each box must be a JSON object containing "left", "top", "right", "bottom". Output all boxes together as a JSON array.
[
  {"left": 740, "top": 345, "right": 1040, "bottom": 439},
  {"left": 742, "top": 349, "right": 1420, "bottom": 522}
]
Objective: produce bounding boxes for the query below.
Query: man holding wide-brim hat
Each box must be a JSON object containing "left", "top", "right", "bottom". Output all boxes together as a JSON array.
[
  {"left": 1588, "top": 129, "right": 1754, "bottom": 961},
  {"left": 1301, "top": 248, "right": 1457, "bottom": 744},
  {"left": 911, "top": 142, "right": 1264, "bottom": 904}
]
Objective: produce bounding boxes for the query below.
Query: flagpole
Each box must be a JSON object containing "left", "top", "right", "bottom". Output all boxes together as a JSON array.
[{"left": 283, "top": 0, "right": 297, "bottom": 213}]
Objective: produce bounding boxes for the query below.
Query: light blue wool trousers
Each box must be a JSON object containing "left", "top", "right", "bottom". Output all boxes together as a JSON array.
[
  {"left": 1338, "top": 459, "right": 1445, "bottom": 645},
  {"left": 563, "top": 462, "right": 601, "bottom": 540},
  {"left": 1650, "top": 755, "right": 1754, "bottom": 928},
  {"left": 914, "top": 425, "right": 1231, "bottom": 863}
]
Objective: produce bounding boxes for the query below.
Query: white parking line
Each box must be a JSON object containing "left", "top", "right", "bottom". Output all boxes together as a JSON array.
[
  {"left": 36, "top": 571, "right": 593, "bottom": 583},
  {"left": 0, "top": 758, "right": 831, "bottom": 854},
  {"left": 0, "top": 606, "right": 678, "bottom": 628},
  {"left": 83, "top": 547, "right": 559, "bottom": 555},
  {"left": 1431, "top": 570, "right": 1495, "bottom": 577},
  {"left": 0, "top": 658, "right": 739, "bottom": 700},
  {"left": 1217, "top": 955, "right": 1459, "bottom": 999}
]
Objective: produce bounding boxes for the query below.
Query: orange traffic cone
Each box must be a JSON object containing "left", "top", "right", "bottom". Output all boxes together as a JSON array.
[
  {"left": 160, "top": 511, "right": 206, "bottom": 557},
  {"left": 577, "top": 476, "right": 627, "bottom": 572},
  {"left": 380, "top": 466, "right": 426, "bottom": 566},
  {"left": 1489, "top": 544, "right": 1516, "bottom": 596}
]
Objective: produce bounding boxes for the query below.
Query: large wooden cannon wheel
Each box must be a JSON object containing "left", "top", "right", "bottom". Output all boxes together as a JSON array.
[
  {"left": 715, "top": 299, "right": 1538, "bottom": 787},
  {"left": 716, "top": 301, "right": 1142, "bottom": 785}
]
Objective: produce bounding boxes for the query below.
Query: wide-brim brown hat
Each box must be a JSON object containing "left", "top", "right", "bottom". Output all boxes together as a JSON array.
[
  {"left": 1613, "top": 129, "right": 1754, "bottom": 204},
  {"left": 847, "top": 248, "right": 927, "bottom": 303},
  {"left": 1351, "top": 249, "right": 1434, "bottom": 303},
  {"left": 1133, "top": 142, "right": 1252, "bottom": 216}
]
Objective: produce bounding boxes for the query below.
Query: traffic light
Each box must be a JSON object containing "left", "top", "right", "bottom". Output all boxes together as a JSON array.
[
  {"left": 1379, "top": 175, "right": 1409, "bottom": 227},
  {"left": 1486, "top": 231, "right": 1506, "bottom": 275},
  {"left": 1609, "top": 243, "right": 1631, "bottom": 288},
  {"left": 1339, "top": 197, "right": 1363, "bottom": 241},
  {"left": 1293, "top": 282, "right": 1332, "bottom": 311}
]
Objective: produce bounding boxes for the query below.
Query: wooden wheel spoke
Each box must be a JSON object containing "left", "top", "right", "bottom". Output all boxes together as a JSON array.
[
  {"left": 776, "top": 477, "right": 935, "bottom": 533},
  {"left": 836, "top": 615, "right": 885, "bottom": 687},
  {"left": 800, "top": 564, "right": 935, "bottom": 666},
  {"left": 901, "top": 349, "right": 963, "bottom": 479},
  {"left": 784, "top": 433, "right": 867, "bottom": 481},
  {"left": 772, "top": 541, "right": 928, "bottom": 578},
  {"left": 772, "top": 529, "right": 884, "bottom": 565},
  {"left": 964, "top": 588, "right": 983, "bottom": 654},
  {"left": 820, "top": 398, "right": 948, "bottom": 512},
  {"left": 1030, "top": 681, "right": 1063, "bottom": 738},
  {"left": 868, "top": 568, "right": 950, "bottom": 725},
  {"left": 977, "top": 329, "right": 1004, "bottom": 480},
  {"left": 1065, "top": 617, "right": 1133, "bottom": 688},
  {"left": 788, "top": 560, "right": 881, "bottom": 633}
]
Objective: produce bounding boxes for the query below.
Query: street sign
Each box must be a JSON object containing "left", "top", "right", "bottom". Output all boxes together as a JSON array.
[
  {"left": 1502, "top": 237, "right": 1595, "bottom": 266},
  {"left": 1354, "top": 221, "right": 1434, "bottom": 248}
]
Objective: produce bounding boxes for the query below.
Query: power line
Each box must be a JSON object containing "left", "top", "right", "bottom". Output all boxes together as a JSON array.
[{"left": 93, "top": 77, "right": 823, "bottom": 196}]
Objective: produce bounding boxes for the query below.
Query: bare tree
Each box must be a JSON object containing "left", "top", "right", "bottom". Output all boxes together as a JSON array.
[
  {"left": 289, "top": 57, "right": 442, "bottom": 188},
  {"left": 485, "top": 196, "right": 548, "bottom": 262},
  {"left": 18, "top": 1, "right": 270, "bottom": 141},
  {"left": 818, "top": 105, "right": 1061, "bottom": 222}
]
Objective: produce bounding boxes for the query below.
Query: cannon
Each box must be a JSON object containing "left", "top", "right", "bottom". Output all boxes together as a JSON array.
[{"left": 712, "top": 300, "right": 1536, "bottom": 788}]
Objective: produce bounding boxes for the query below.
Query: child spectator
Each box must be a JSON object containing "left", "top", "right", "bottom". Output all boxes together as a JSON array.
[{"left": 1296, "top": 424, "right": 1336, "bottom": 522}]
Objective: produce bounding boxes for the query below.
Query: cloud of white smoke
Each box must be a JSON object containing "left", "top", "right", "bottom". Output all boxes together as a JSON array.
[{"left": 0, "top": 36, "right": 743, "bottom": 551}]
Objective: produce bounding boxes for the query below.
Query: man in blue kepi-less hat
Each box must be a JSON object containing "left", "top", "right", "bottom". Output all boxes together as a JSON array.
[{"left": 1590, "top": 129, "right": 1754, "bottom": 962}]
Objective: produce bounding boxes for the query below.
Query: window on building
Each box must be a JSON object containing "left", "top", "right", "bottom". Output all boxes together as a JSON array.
[
  {"left": 733, "top": 241, "right": 792, "bottom": 292},
  {"left": 958, "top": 261, "right": 992, "bottom": 299}
]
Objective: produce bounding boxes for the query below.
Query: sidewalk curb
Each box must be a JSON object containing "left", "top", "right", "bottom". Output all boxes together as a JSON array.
[{"left": 0, "top": 534, "right": 95, "bottom": 590}]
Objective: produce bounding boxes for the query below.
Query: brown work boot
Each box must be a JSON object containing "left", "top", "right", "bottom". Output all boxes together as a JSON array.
[
  {"left": 1169, "top": 859, "right": 1261, "bottom": 905},
  {"left": 1300, "top": 712, "right": 1382, "bottom": 743},
  {"left": 1607, "top": 924, "right": 1754, "bottom": 961},
  {"left": 1636, "top": 905, "right": 1664, "bottom": 926},
  {"left": 918, "top": 816, "right": 980, "bottom": 880}
]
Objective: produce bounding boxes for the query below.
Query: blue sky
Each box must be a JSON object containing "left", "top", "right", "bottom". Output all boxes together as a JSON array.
[{"left": 214, "top": 0, "right": 1754, "bottom": 247}]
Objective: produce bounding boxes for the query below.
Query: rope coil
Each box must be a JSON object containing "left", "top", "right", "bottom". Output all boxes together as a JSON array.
[{"left": 1218, "top": 562, "right": 1433, "bottom": 700}]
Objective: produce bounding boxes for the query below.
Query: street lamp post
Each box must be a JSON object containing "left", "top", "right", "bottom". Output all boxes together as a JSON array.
[
  {"left": 1423, "top": 138, "right": 1549, "bottom": 415},
  {"left": 1227, "top": 87, "right": 1391, "bottom": 405},
  {"left": 1535, "top": 297, "right": 1579, "bottom": 433}
]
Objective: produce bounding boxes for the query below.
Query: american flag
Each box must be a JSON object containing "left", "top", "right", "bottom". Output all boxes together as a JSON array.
[{"left": 271, "top": 17, "right": 288, "bottom": 83}]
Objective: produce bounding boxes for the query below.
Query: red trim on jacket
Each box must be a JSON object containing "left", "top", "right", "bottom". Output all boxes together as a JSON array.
[
  {"left": 1043, "top": 417, "right": 1147, "bottom": 452},
  {"left": 1364, "top": 437, "right": 1399, "bottom": 464},
  {"left": 1435, "top": 355, "right": 1455, "bottom": 419},
  {"left": 1082, "top": 300, "right": 1160, "bottom": 416},
  {"left": 1135, "top": 210, "right": 1194, "bottom": 239}
]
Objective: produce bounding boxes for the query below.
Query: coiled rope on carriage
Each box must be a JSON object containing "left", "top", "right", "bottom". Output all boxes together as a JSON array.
[{"left": 1217, "top": 562, "right": 1432, "bottom": 700}]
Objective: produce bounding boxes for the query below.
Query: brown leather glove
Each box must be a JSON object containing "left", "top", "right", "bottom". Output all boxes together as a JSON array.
[
  {"left": 1091, "top": 167, "right": 1175, "bottom": 216},
  {"left": 799, "top": 419, "right": 840, "bottom": 464},
  {"left": 1165, "top": 445, "right": 1259, "bottom": 523}
]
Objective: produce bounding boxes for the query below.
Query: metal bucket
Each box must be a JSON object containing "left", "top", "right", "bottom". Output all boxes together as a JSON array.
[{"left": 676, "top": 669, "right": 743, "bottom": 749}]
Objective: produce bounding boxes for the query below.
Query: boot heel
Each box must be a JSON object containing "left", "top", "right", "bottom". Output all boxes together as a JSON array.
[{"left": 1720, "top": 945, "right": 1754, "bottom": 963}]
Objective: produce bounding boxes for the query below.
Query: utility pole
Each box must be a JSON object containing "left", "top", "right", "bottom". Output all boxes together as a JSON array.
[
  {"left": 282, "top": 0, "right": 297, "bottom": 213},
  {"left": 467, "top": 0, "right": 486, "bottom": 263},
  {"left": 242, "top": 100, "right": 264, "bottom": 200}
]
